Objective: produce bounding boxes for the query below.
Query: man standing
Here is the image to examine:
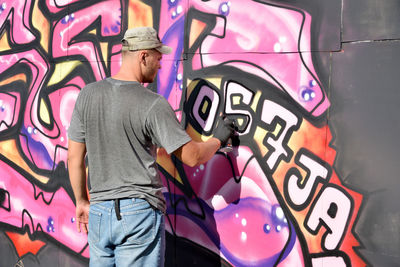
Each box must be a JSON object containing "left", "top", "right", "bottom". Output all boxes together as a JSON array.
[{"left": 68, "top": 27, "right": 235, "bottom": 267}]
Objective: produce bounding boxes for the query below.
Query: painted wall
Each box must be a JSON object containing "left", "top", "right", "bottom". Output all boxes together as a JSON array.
[{"left": 0, "top": 0, "right": 398, "bottom": 266}]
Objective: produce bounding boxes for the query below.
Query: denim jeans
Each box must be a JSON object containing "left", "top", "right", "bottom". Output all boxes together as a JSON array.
[{"left": 88, "top": 198, "right": 165, "bottom": 267}]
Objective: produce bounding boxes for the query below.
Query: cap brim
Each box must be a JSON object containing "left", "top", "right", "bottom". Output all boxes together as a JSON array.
[{"left": 155, "top": 45, "right": 172, "bottom": 55}]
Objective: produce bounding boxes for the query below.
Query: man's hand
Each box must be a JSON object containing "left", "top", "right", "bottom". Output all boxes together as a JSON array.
[
  {"left": 75, "top": 200, "right": 90, "bottom": 234},
  {"left": 213, "top": 115, "right": 236, "bottom": 147}
]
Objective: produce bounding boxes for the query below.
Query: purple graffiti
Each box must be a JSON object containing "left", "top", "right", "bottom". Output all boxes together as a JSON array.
[{"left": 162, "top": 146, "right": 304, "bottom": 266}]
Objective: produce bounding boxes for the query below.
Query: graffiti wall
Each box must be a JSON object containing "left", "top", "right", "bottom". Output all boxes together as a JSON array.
[{"left": 2, "top": 0, "right": 399, "bottom": 266}]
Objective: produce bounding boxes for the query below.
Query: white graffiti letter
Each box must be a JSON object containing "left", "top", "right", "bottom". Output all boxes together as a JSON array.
[
  {"left": 305, "top": 185, "right": 353, "bottom": 250},
  {"left": 225, "top": 81, "right": 254, "bottom": 134},
  {"left": 286, "top": 151, "right": 330, "bottom": 208},
  {"left": 312, "top": 255, "right": 347, "bottom": 267},
  {"left": 192, "top": 85, "right": 220, "bottom": 132},
  {"left": 261, "top": 100, "right": 299, "bottom": 170}
]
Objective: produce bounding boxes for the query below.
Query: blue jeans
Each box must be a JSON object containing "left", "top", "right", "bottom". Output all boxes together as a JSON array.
[{"left": 88, "top": 198, "right": 165, "bottom": 267}]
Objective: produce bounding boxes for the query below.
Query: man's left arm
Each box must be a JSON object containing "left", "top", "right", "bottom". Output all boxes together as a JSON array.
[{"left": 68, "top": 140, "right": 89, "bottom": 234}]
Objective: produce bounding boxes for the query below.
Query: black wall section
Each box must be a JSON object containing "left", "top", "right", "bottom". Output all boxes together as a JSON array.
[
  {"left": 343, "top": 0, "right": 400, "bottom": 42},
  {"left": 330, "top": 25, "right": 400, "bottom": 267}
]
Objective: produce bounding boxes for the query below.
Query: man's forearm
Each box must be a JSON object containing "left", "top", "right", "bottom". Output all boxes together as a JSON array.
[
  {"left": 173, "top": 137, "right": 221, "bottom": 167},
  {"left": 69, "top": 161, "right": 89, "bottom": 203},
  {"left": 196, "top": 137, "right": 221, "bottom": 164},
  {"left": 68, "top": 140, "right": 89, "bottom": 203}
]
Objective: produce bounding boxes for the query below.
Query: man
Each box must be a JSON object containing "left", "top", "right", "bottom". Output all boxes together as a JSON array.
[{"left": 67, "top": 27, "right": 235, "bottom": 267}]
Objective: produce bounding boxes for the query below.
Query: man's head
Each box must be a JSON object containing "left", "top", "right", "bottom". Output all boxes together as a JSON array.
[
  {"left": 119, "top": 27, "right": 171, "bottom": 83},
  {"left": 121, "top": 27, "right": 172, "bottom": 55}
]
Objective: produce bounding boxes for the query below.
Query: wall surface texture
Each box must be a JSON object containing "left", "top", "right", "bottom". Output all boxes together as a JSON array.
[{"left": 0, "top": 0, "right": 399, "bottom": 266}]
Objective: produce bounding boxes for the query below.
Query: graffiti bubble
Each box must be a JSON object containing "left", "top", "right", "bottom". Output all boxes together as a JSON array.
[
  {"left": 177, "top": 5, "right": 183, "bottom": 14},
  {"left": 275, "top": 206, "right": 284, "bottom": 220},
  {"left": 71, "top": 217, "right": 75, "bottom": 223},
  {"left": 61, "top": 15, "right": 69, "bottom": 24},
  {"left": 172, "top": 11, "right": 177, "bottom": 19},
  {"left": 61, "top": 14, "right": 75, "bottom": 24},
  {"left": 274, "top": 43, "right": 282, "bottom": 53},
  {"left": 309, "top": 79, "right": 317, "bottom": 87},
  {"left": 300, "top": 86, "right": 316, "bottom": 102},
  {"left": 219, "top": 2, "right": 231, "bottom": 16},
  {"left": 47, "top": 217, "right": 55, "bottom": 232},
  {"left": 276, "top": 225, "right": 282, "bottom": 232},
  {"left": 168, "top": 0, "right": 178, "bottom": 7},
  {"left": 241, "top": 231, "right": 247, "bottom": 242},
  {"left": 263, "top": 223, "right": 271, "bottom": 234}
]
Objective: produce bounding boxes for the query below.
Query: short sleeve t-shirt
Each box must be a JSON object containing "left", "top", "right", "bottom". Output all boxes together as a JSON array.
[{"left": 68, "top": 78, "right": 191, "bottom": 212}]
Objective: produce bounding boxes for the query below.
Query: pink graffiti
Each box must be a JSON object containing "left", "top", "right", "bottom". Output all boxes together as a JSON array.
[
  {"left": 0, "top": 92, "right": 20, "bottom": 132},
  {"left": 52, "top": 0, "right": 123, "bottom": 81},
  {"left": 44, "top": 0, "right": 81, "bottom": 13},
  {"left": 0, "top": 160, "right": 89, "bottom": 257},
  {"left": 0, "top": 49, "right": 83, "bottom": 170},
  {"left": 163, "top": 146, "right": 304, "bottom": 266},
  {"left": 158, "top": 0, "right": 329, "bottom": 116},
  {"left": 193, "top": 0, "right": 328, "bottom": 116},
  {"left": 0, "top": 1, "right": 338, "bottom": 264},
  {"left": 0, "top": 0, "right": 124, "bottom": 258},
  {"left": 0, "top": 1, "right": 35, "bottom": 45},
  {"left": 48, "top": 77, "right": 84, "bottom": 165},
  {"left": 0, "top": 50, "right": 55, "bottom": 170}
]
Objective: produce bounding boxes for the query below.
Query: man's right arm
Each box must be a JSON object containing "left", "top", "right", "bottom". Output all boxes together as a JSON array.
[
  {"left": 173, "top": 116, "right": 235, "bottom": 167},
  {"left": 173, "top": 137, "right": 221, "bottom": 167}
]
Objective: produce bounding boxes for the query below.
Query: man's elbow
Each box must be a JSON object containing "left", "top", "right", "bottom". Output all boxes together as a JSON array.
[
  {"left": 178, "top": 141, "right": 202, "bottom": 167},
  {"left": 184, "top": 149, "right": 201, "bottom": 167}
]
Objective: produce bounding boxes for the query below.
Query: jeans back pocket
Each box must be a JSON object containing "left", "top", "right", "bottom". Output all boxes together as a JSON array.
[
  {"left": 120, "top": 201, "right": 156, "bottom": 246},
  {"left": 88, "top": 209, "right": 102, "bottom": 244}
]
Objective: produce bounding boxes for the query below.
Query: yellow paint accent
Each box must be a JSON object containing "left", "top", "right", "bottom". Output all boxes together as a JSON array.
[
  {"left": 232, "top": 95, "right": 241, "bottom": 105},
  {"left": 48, "top": 61, "right": 81, "bottom": 86},
  {"left": 128, "top": 0, "right": 153, "bottom": 29},
  {"left": 157, "top": 148, "right": 182, "bottom": 184},
  {"left": 0, "top": 31, "right": 10, "bottom": 52},
  {"left": 189, "top": 19, "right": 207, "bottom": 48},
  {"left": 186, "top": 79, "right": 198, "bottom": 100},
  {"left": 39, "top": 99, "right": 51, "bottom": 125},
  {"left": 273, "top": 124, "right": 282, "bottom": 136},
  {"left": 201, "top": 100, "right": 209, "bottom": 114},
  {"left": 254, "top": 126, "right": 268, "bottom": 156},
  {"left": 206, "top": 78, "right": 222, "bottom": 89},
  {"left": 100, "top": 42, "right": 108, "bottom": 67},
  {"left": 237, "top": 118, "right": 244, "bottom": 126},
  {"left": 32, "top": 0, "right": 50, "bottom": 53},
  {"left": 254, "top": 123, "right": 281, "bottom": 158},
  {"left": 0, "top": 140, "right": 49, "bottom": 184},
  {"left": 89, "top": 29, "right": 97, "bottom": 35},
  {"left": 251, "top": 91, "right": 262, "bottom": 112}
]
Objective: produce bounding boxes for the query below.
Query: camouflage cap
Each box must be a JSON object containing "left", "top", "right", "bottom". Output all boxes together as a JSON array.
[{"left": 121, "top": 27, "right": 172, "bottom": 54}]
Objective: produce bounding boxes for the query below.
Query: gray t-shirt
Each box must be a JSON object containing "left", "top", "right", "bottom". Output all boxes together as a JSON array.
[{"left": 68, "top": 78, "right": 191, "bottom": 212}]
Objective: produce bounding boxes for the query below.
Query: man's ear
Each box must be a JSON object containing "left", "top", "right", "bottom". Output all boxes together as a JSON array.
[{"left": 140, "top": 51, "right": 147, "bottom": 65}]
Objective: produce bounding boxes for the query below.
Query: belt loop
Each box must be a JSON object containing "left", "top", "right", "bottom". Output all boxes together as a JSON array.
[{"left": 115, "top": 199, "right": 122, "bottom": 220}]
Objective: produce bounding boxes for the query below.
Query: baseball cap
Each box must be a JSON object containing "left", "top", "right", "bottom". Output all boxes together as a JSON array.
[{"left": 121, "top": 27, "right": 172, "bottom": 54}]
